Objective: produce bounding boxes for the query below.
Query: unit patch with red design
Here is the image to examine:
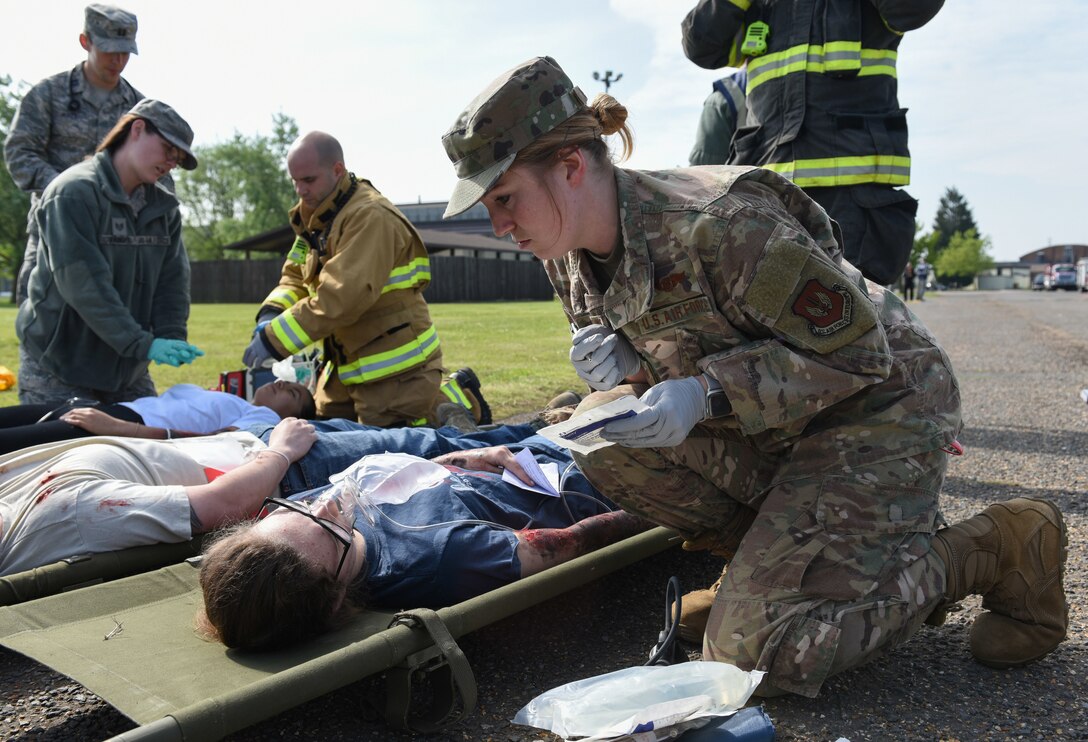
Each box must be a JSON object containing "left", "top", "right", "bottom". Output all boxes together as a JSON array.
[{"left": 791, "top": 279, "right": 853, "bottom": 336}]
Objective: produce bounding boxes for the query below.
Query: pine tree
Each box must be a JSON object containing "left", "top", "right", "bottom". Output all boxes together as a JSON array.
[{"left": 931, "top": 187, "right": 978, "bottom": 255}]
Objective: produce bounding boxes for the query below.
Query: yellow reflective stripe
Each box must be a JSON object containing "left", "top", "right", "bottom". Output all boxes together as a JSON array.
[
  {"left": 410, "top": 417, "right": 428, "bottom": 427},
  {"left": 337, "top": 325, "right": 441, "bottom": 385},
  {"left": 748, "top": 44, "right": 896, "bottom": 92},
  {"left": 381, "top": 257, "right": 431, "bottom": 295},
  {"left": 265, "top": 287, "right": 305, "bottom": 311},
  {"left": 822, "top": 40, "right": 861, "bottom": 72},
  {"left": 747, "top": 43, "right": 808, "bottom": 91},
  {"left": 269, "top": 312, "right": 315, "bottom": 355},
  {"left": 762, "top": 155, "right": 911, "bottom": 186},
  {"left": 729, "top": 0, "right": 751, "bottom": 9},
  {"left": 440, "top": 379, "right": 472, "bottom": 409},
  {"left": 858, "top": 48, "right": 898, "bottom": 77}
]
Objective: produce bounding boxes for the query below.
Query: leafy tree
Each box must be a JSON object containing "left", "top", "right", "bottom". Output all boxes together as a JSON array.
[
  {"left": 912, "top": 220, "right": 940, "bottom": 265},
  {"left": 933, "top": 229, "right": 994, "bottom": 288},
  {"left": 931, "top": 187, "right": 978, "bottom": 256},
  {"left": 175, "top": 114, "right": 299, "bottom": 260},
  {"left": 0, "top": 75, "right": 30, "bottom": 302}
]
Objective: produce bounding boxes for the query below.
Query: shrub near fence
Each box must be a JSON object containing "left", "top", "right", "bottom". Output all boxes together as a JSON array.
[{"left": 189, "top": 256, "right": 556, "bottom": 303}]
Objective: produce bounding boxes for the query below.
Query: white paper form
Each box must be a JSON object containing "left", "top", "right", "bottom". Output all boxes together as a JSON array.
[
  {"left": 536, "top": 395, "right": 650, "bottom": 454},
  {"left": 502, "top": 447, "right": 562, "bottom": 497}
]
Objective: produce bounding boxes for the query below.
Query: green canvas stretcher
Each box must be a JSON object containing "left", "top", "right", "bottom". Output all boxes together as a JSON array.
[
  {"left": 0, "top": 539, "right": 205, "bottom": 606},
  {"left": 0, "top": 526, "right": 677, "bottom": 741}
]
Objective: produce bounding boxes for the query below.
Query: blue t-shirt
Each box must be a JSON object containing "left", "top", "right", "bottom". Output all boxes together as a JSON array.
[{"left": 290, "top": 435, "right": 613, "bottom": 608}]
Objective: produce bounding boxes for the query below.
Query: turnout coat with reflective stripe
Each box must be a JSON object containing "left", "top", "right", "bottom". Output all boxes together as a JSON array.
[
  {"left": 258, "top": 175, "right": 439, "bottom": 386},
  {"left": 681, "top": 0, "right": 943, "bottom": 188}
]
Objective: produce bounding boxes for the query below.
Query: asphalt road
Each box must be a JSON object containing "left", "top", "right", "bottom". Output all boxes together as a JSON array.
[{"left": 1, "top": 290, "right": 1086, "bottom": 741}]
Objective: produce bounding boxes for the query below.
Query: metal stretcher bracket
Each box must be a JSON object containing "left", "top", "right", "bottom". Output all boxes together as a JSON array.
[{"left": 383, "top": 608, "right": 478, "bottom": 733}]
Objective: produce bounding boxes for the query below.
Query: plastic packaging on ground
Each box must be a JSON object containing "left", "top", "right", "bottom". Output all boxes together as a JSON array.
[{"left": 513, "top": 661, "right": 765, "bottom": 741}]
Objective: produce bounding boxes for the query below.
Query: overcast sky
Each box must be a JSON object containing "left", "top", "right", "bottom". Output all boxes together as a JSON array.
[{"left": 1, "top": 0, "right": 1085, "bottom": 262}]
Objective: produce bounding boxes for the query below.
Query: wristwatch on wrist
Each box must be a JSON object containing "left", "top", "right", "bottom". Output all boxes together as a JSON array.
[{"left": 703, "top": 374, "right": 731, "bottom": 419}]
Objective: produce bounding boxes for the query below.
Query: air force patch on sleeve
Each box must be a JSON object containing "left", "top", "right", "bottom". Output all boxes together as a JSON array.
[{"left": 792, "top": 279, "right": 853, "bottom": 336}]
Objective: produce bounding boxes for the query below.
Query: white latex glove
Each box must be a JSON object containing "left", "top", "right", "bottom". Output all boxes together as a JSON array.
[
  {"left": 569, "top": 324, "right": 641, "bottom": 391},
  {"left": 601, "top": 377, "right": 706, "bottom": 448}
]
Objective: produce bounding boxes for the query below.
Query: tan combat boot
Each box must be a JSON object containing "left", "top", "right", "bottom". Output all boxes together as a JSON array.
[
  {"left": 678, "top": 574, "right": 724, "bottom": 644},
  {"left": 930, "top": 497, "right": 1068, "bottom": 668}
]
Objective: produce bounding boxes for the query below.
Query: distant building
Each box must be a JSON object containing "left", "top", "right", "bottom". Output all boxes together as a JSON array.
[
  {"left": 200, "top": 200, "right": 549, "bottom": 303},
  {"left": 1019, "top": 244, "right": 1088, "bottom": 264},
  {"left": 977, "top": 244, "right": 1088, "bottom": 290},
  {"left": 225, "top": 200, "right": 528, "bottom": 261}
]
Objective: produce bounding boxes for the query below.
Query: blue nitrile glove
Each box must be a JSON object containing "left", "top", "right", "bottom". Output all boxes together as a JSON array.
[
  {"left": 148, "top": 338, "right": 204, "bottom": 367},
  {"left": 243, "top": 331, "right": 275, "bottom": 368},
  {"left": 253, "top": 320, "right": 271, "bottom": 337},
  {"left": 601, "top": 376, "right": 706, "bottom": 448},
  {"left": 569, "top": 324, "right": 641, "bottom": 391}
]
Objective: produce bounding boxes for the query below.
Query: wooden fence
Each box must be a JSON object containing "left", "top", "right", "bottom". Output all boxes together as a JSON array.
[{"left": 189, "top": 256, "right": 556, "bottom": 303}]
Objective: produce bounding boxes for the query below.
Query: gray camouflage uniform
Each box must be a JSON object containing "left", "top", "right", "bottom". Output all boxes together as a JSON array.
[
  {"left": 4, "top": 62, "right": 143, "bottom": 303},
  {"left": 547, "top": 165, "right": 963, "bottom": 697}
]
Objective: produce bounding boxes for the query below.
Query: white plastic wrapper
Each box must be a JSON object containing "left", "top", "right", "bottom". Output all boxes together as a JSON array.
[
  {"left": 328, "top": 453, "right": 450, "bottom": 525},
  {"left": 513, "top": 662, "right": 765, "bottom": 741},
  {"left": 271, "top": 357, "right": 301, "bottom": 382}
]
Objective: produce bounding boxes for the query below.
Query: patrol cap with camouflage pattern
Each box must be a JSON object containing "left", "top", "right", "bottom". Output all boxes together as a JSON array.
[
  {"left": 84, "top": 4, "right": 138, "bottom": 55},
  {"left": 441, "top": 56, "right": 587, "bottom": 218},
  {"left": 128, "top": 99, "right": 198, "bottom": 170}
]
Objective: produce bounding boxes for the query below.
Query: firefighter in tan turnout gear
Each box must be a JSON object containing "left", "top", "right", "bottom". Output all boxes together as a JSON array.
[{"left": 244, "top": 131, "right": 442, "bottom": 427}]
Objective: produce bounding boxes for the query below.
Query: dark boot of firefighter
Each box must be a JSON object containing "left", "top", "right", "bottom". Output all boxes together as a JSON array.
[{"left": 929, "top": 497, "right": 1068, "bottom": 668}]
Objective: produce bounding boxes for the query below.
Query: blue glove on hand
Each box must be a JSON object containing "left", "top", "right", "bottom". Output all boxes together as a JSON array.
[
  {"left": 253, "top": 320, "right": 271, "bottom": 337},
  {"left": 570, "top": 324, "right": 641, "bottom": 391},
  {"left": 602, "top": 376, "right": 706, "bottom": 448},
  {"left": 148, "top": 338, "right": 204, "bottom": 367},
  {"left": 243, "top": 332, "right": 274, "bottom": 368}
]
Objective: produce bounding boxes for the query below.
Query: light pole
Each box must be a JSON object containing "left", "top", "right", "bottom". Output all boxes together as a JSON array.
[{"left": 592, "top": 70, "right": 623, "bottom": 93}]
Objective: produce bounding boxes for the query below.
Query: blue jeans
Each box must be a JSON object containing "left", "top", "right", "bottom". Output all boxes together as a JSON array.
[{"left": 243, "top": 420, "right": 541, "bottom": 495}]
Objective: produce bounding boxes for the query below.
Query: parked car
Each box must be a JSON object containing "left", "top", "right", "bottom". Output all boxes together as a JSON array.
[
  {"left": 1048, "top": 264, "right": 1077, "bottom": 291},
  {"left": 1032, "top": 273, "right": 1047, "bottom": 291}
]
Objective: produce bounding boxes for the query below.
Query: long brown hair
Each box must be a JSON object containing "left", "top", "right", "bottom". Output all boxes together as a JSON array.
[
  {"left": 96, "top": 113, "right": 164, "bottom": 157},
  {"left": 196, "top": 522, "right": 355, "bottom": 651}
]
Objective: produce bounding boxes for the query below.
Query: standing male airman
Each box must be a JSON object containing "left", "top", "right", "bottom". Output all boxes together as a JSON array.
[{"left": 4, "top": 4, "right": 145, "bottom": 304}]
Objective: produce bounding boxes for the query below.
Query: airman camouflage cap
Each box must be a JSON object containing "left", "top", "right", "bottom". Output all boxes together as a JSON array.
[
  {"left": 441, "top": 56, "right": 587, "bottom": 218},
  {"left": 128, "top": 99, "right": 198, "bottom": 170},
  {"left": 84, "top": 4, "right": 138, "bottom": 55}
]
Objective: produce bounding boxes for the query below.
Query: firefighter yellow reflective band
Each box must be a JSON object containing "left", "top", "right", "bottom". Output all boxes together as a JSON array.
[
  {"left": 440, "top": 379, "right": 473, "bottom": 409},
  {"left": 338, "top": 325, "right": 441, "bottom": 385},
  {"left": 269, "top": 312, "right": 315, "bottom": 355},
  {"left": 747, "top": 44, "right": 896, "bottom": 92},
  {"left": 761, "top": 155, "right": 911, "bottom": 187},
  {"left": 729, "top": 0, "right": 751, "bottom": 10},
  {"left": 381, "top": 257, "right": 431, "bottom": 295},
  {"left": 265, "top": 286, "right": 305, "bottom": 312}
]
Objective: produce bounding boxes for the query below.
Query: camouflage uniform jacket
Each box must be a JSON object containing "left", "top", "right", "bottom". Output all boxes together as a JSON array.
[
  {"left": 257, "top": 173, "right": 440, "bottom": 386},
  {"left": 545, "top": 166, "right": 961, "bottom": 490},
  {"left": 3, "top": 64, "right": 143, "bottom": 198},
  {"left": 15, "top": 152, "right": 190, "bottom": 393}
]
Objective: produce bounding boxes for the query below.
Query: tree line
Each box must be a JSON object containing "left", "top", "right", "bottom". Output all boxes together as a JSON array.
[{"left": 2, "top": 74, "right": 994, "bottom": 298}]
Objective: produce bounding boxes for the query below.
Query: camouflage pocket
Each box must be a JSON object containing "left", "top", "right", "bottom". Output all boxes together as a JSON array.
[{"left": 751, "top": 475, "right": 937, "bottom": 601}]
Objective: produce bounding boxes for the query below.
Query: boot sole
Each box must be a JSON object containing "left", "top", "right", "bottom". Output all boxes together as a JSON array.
[{"left": 972, "top": 497, "right": 1070, "bottom": 668}]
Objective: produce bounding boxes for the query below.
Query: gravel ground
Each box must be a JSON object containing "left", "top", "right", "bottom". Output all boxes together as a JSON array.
[{"left": 1, "top": 290, "right": 1085, "bottom": 741}]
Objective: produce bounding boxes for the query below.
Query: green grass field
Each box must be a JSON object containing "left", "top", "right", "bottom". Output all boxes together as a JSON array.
[{"left": 0, "top": 302, "right": 583, "bottom": 418}]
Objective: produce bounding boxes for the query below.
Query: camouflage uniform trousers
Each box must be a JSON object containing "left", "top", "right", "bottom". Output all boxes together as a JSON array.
[
  {"left": 315, "top": 351, "right": 444, "bottom": 427},
  {"left": 16, "top": 345, "right": 158, "bottom": 407},
  {"left": 572, "top": 386, "right": 948, "bottom": 697}
]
